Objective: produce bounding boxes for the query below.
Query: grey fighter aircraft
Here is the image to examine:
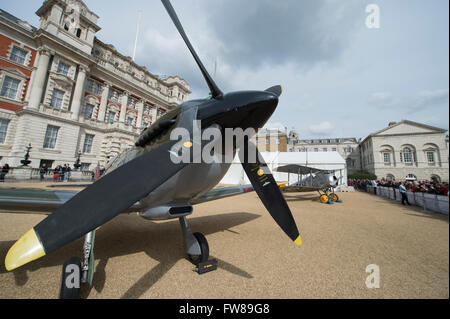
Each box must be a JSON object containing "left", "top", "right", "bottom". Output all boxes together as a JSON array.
[
  {"left": 275, "top": 164, "right": 342, "bottom": 204},
  {"left": 0, "top": 0, "right": 302, "bottom": 298}
]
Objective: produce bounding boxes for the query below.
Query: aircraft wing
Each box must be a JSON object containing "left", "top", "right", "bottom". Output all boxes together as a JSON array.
[
  {"left": 0, "top": 187, "right": 142, "bottom": 215},
  {"left": 0, "top": 184, "right": 255, "bottom": 214},
  {"left": 274, "top": 164, "right": 328, "bottom": 175},
  {"left": 190, "top": 184, "right": 254, "bottom": 205},
  {"left": 280, "top": 185, "right": 323, "bottom": 193}
]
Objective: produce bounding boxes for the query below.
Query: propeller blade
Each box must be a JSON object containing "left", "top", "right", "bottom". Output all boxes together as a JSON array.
[
  {"left": 239, "top": 140, "right": 302, "bottom": 246},
  {"left": 5, "top": 141, "right": 188, "bottom": 271},
  {"left": 5, "top": 105, "right": 201, "bottom": 271},
  {"left": 161, "top": 0, "right": 223, "bottom": 99}
]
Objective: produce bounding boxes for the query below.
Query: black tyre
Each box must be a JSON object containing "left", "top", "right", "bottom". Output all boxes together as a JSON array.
[
  {"left": 188, "top": 232, "right": 209, "bottom": 265},
  {"left": 59, "top": 256, "right": 81, "bottom": 299}
]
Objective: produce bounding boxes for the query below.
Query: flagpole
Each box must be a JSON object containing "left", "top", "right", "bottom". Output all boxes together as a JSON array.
[{"left": 132, "top": 11, "right": 142, "bottom": 61}]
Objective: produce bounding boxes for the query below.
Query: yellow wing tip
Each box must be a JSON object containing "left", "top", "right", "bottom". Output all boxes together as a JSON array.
[
  {"left": 294, "top": 236, "right": 303, "bottom": 247},
  {"left": 5, "top": 229, "right": 45, "bottom": 271}
]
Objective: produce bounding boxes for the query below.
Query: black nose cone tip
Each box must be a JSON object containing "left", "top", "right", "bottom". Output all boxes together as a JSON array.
[{"left": 265, "top": 85, "right": 283, "bottom": 98}]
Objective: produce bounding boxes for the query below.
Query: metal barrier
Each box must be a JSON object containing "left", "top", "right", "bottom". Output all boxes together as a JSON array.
[{"left": 367, "top": 186, "right": 449, "bottom": 215}]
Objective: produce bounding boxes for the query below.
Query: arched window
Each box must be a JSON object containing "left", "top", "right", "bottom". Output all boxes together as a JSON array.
[
  {"left": 346, "top": 158, "right": 353, "bottom": 168},
  {"left": 386, "top": 174, "right": 395, "bottom": 181},
  {"left": 403, "top": 147, "right": 412, "bottom": 163},
  {"left": 431, "top": 175, "right": 441, "bottom": 183}
]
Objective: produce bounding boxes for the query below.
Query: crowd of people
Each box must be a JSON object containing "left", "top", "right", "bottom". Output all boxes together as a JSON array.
[
  {"left": 349, "top": 178, "right": 449, "bottom": 196},
  {"left": 51, "top": 164, "right": 72, "bottom": 182}
]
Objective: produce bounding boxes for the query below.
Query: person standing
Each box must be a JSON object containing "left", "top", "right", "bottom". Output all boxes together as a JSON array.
[
  {"left": 399, "top": 182, "right": 410, "bottom": 206},
  {"left": 0, "top": 164, "right": 10, "bottom": 182},
  {"left": 64, "top": 164, "right": 71, "bottom": 182},
  {"left": 40, "top": 163, "right": 48, "bottom": 181},
  {"left": 372, "top": 179, "right": 378, "bottom": 196}
]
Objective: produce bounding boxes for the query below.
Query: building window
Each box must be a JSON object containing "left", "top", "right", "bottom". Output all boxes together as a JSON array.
[
  {"left": 0, "top": 119, "right": 10, "bottom": 144},
  {"left": 50, "top": 89, "right": 65, "bottom": 109},
  {"left": 300, "top": 148, "right": 306, "bottom": 152},
  {"left": 128, "top": 98, "right": 137, "bottom": 109},
  {"left": 106, "top": 111, "right": 116, "bottom": 124},
  {"left": 332, "top": 148, "right": 337, "bottom": 152},
  {"left": 346, "top": 158, "right": 353, "bottom": 168},
  {"left": 276, "top": 138, "right": 281, "bottom": 145},
  {"left": 9, "top": 46, "right": 27, "bottom": 65},
  {"left": 84, "top": 104, "right": 95, "bottom": 119},
  {"left": 83, "top": 134, "right": 94, "bottom": 154},
  {"left": 81, "top": 163, "right": 91, "bottom": 171},
  {"left": 126, "top": 117, "right": 134, "bottom": 126},
  {"left": 383, "top": 152, "right": 391, "bottom": 163},
  {"left": 57, "top": 62, "right": 70, "bottom": 76},
  {"left": 0, "top": 76, "right": 20, "bottom": 100},
  {"left": 406, "top": 174, "right": 417, "bottom": 181},
  {"left": 108, "top": 89, "right": 120, "bottom": 102},
  {"left": 323, "top": 148, "right": 327, "bottom": 152},
  {"left": 426, "top": 151, "right": 435, "bottom": 164},
  {"left": 403, "top": 147, "right": 412, "bottom": 163},
  {"left": 43, "top": 125, "right": 59, "bottom": 149},
  {"left": 314, "top": 148, "right": 318, "bottom": 152},
  {"left": 266, "top": 138, "right": 269, "bottom": 145},
  {"left": 86, "top": 79, "right": 102, "bottom": 95}
]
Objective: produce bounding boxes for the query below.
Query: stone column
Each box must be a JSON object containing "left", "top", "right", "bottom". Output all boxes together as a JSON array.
[
  {"left": 119, "top": 92, "right": 129, "bottom": 123},
  {"left": 136, "top": 99, "right": 144, "bottom": 128},
  {"left": 70, "top": 66, "right": 89, "bottom": 120},
  {"left": 27, "top": 48, "right": 52, "bottom": 110},
  {"left": 98, "top": 82, "right": 110, "bottom": 122},
  {"left": 150, "top": 105, "right": 158, "bottom": 121}
]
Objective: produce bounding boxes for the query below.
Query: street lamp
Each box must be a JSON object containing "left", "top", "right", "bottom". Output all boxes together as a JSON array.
[
  {"left": 20, "top": 143, "right": 32, "bottom": 167},
  {"left": 74, "top": 150, "right": 82, "bottom": 170}
]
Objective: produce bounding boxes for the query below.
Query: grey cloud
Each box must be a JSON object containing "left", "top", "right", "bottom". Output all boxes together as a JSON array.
[
  {"left": 136, "top": 0, "right": 365, "bottom": 98},
  {"left": 369, "top": 89, "right": 449, "bottom": 111},
  {"left": 207, "top": 0, "right": 364, "bottom": 69}
]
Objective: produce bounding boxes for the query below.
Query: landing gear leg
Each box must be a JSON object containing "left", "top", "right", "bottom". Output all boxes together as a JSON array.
[
  {"left": 59, "top": 230, "right": 96, "bottom": 299},
  {"left": 81, "top": 230, "right": 96, "bottom": 286},
  {"left": 179, "top": 216, "right": 209, "bottom": 265}
]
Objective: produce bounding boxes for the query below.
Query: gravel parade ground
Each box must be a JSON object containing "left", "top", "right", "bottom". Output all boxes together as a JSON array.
[{"left": 0, "top": 182, "right": 448, "bottom": 299}]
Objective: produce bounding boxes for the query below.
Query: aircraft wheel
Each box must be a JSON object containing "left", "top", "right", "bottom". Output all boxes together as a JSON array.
[
  {"left": 329, "top": 193, "right": 339, "bottom": 202},
  {"left": 188, "top": 232, "right": 209, "bottom": 265},
  {"left": 320, "top": 194, "right": 329, "bottom": 204},
  {"left": 59, "top": 256, "right": 81, "bottom": 299}
]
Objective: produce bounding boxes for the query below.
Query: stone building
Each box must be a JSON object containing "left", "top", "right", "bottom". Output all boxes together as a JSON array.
[
  {"left": 359, "top": 120, "right": 449, "bottom": 182},
  {"left": 0, "top": 0, "right": 190, "bottom": 171},
  {"left": 288, "top": 130, "right": 361, "bottom": 174},
  {"left": 251, "top": 127, "right": 288, "bottom": 153}
]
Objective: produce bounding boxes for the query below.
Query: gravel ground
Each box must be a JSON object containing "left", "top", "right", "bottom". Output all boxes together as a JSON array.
[{"left": 0, "top": 183, "right": 448, "bottom": 299}]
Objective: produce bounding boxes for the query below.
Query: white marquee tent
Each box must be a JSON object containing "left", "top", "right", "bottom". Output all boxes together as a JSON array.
[{"left": 220, "top": 151, "right": 347, "bottom": 185}]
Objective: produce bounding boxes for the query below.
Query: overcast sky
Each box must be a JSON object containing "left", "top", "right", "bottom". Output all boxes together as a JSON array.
[{"left": 2, "top": 0, "right": 448, "bottom": 139}]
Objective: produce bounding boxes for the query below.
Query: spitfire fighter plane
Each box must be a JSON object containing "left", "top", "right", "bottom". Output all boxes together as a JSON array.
[
  {"left": 1, "top": 0, "right": 302, "bottom": 298},
  {"left": 275, "top": 164, "right": 343, "bottom": 204}
]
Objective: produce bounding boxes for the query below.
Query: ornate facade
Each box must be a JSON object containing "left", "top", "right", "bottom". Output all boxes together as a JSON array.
[{"left": 0, "top": 0, "right": 190, "bottom": 170}]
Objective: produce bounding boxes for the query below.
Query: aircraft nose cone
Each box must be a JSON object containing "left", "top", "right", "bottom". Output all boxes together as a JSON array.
[{"left": 265, "top": 85, "right": 283, "bottom": 98}]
